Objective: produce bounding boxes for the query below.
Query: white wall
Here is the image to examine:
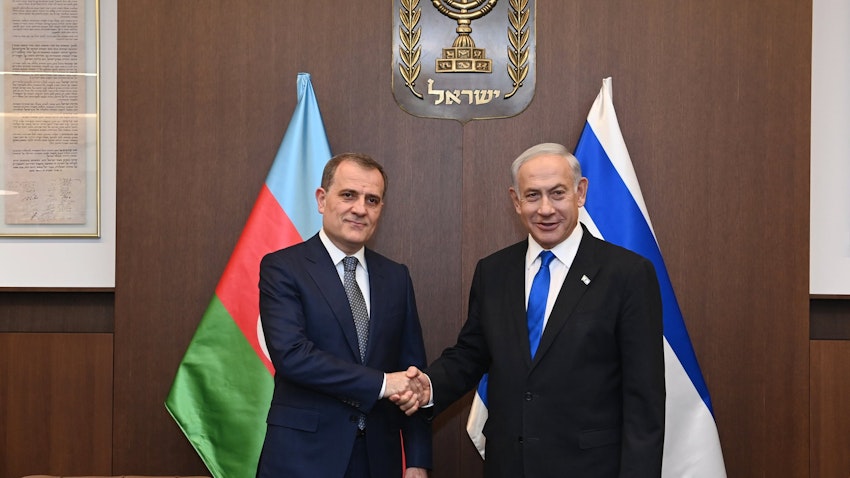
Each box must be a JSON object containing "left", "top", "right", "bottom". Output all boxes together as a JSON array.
[{"left": 811, "top": 0, "right": 850, "bottom": 295}]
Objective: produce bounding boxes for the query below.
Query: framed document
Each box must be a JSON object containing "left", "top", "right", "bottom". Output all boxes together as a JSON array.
[{"left": 0, "top": 0, "right": 99, "bottom": 237}]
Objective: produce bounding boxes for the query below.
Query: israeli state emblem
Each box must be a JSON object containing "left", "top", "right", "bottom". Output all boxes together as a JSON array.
[{"left": 392, "top": 0, "right": 536, "bottom": 123}]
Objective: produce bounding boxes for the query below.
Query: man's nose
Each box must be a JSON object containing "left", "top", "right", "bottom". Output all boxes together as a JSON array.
[
  {"left": 351, "top": 197, "right": 367, "bottom": 214},
  {"left": 537, "top": 194, "right": 555, "bottom": 213}
]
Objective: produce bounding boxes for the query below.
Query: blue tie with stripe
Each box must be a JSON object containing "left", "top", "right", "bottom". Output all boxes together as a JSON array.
[{"left": 527, "top": 250, "right": 555, "bottom": 358}]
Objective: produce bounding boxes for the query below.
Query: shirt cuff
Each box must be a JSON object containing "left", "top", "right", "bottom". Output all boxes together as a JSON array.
[{"left": 424, "top": 373, "right": 434, "bottom": 407}]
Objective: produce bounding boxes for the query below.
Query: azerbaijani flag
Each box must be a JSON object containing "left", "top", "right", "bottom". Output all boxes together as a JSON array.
[
  {"left": 166, "top": 73, "right": 331, "bottom": 478},
  {"left": 574, "top": 77, "right": 726, "bottom": 477}
]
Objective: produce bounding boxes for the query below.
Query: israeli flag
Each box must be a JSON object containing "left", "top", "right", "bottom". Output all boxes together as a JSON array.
[{"left": 466, "top": 78, "right": 726, "bottom": 477}]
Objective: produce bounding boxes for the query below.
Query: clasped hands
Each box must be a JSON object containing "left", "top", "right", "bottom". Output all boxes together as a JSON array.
[{"left": 384, "top": 366, "right": 431, "bottom": 415}]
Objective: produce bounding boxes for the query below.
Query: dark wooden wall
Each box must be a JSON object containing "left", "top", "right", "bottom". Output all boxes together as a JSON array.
[{"left": 4, "top": 1, "right": 845, "bottom": 477}]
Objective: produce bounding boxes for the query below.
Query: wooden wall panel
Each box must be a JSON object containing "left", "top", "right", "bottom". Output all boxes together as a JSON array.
[
  {"left": 0, "top": 333, "right": 112, "bottom": 478},
  {"left": 111, "top": 0, "right": 811, "bottom": 477},
  {"left": 811, "top": 298, "right": 850, "bottom": 340},
  {"left": 0, "top": 1, "right": 820, "bottom": 477},
  {"left": 811, "top": 340, "right": 850, "bottom": 477},
  {"left": 0, "top": 291, "right": 113, "bottom": 333}
]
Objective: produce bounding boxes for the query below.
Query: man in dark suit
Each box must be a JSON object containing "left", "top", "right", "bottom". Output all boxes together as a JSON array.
[
  {"left": 394, "top": 143, "right": 665, "bottom": 477},
  {"left": 256, "top": 153, "right": 431, "bottom": 478}
]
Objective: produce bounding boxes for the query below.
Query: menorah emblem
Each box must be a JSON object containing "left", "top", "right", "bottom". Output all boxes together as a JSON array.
[
  {"left": 431, "top": 0, "right": 498, "bottom": 73},
  {"left": 392, "top": 0, "right": 536, "bottom": 121}
]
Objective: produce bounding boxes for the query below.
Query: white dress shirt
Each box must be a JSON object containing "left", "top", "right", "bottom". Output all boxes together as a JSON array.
[{"left": 524, "top": 222, "right": 583, "bottom": 331}]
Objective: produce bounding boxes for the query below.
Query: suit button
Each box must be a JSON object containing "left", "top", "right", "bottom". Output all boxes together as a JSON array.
[
  {"left": 349, "top": 415, "right": 359, "bottom": 423},
  {"left": 524, "top": 392, "right": 533, "bottom": 401},
  {"left": 518, "top": 436, "right": 524, "bottom": 444}
]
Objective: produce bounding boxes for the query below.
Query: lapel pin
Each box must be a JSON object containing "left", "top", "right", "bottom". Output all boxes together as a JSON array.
[{"left": 581, "top": 275, "right": 591, "bottom": 285}]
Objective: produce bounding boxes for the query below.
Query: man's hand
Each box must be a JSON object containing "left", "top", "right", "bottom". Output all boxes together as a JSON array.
[
  {"left": 384, "top": 367, "right": 416, "bottom": 398},
  {"left": 389, "top": 366, "right": 431, "bottom": 416},
  {"left": 404, "top": 466, "right": 429, "bottom": 478}
]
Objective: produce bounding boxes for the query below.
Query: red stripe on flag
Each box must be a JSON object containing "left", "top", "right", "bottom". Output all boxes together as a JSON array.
[{"left": 216, "top": 185, "right": 305, "bottom": 374}]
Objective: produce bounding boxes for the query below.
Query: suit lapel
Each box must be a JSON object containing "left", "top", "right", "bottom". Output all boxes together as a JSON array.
[
  {"left": 363, "top": 248, "right": 386, "bottom": 364},
  {"left": 303, "top": 235, "right": 362, "bottom": 361},
  {"left": 500, "top": 241, "right": 536, "bottom": 368},
  {"left": 532, "top": 229, "right": 600, "bottom": 366}
]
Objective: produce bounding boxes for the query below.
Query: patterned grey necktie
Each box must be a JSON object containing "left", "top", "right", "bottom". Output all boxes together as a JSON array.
[
  {"left": 342, "top": 256, "right": 369, "bottom": 431},
  {"left": 342, "top": 256, "right": 369, "bottom": 363}
]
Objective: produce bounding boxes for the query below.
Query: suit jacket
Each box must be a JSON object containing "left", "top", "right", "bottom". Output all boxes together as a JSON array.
[
  {"left": 256, "top": 234, "right": 431, "bottom": 478},
  {"left": 427, "top": 224, "right": 665, "bottom": 477}
]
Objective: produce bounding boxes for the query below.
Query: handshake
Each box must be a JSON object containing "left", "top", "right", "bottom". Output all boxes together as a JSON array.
[{"left": 383, "top": 366, "right": 432, "bottom": 415}]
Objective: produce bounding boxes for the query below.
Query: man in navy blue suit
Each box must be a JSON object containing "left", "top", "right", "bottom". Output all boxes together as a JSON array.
[{"left": 256, "top": 152, "right": 431, "bottom": 478}]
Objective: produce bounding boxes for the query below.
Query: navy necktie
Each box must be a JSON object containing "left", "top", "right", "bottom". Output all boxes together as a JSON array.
[{"left": 527, "top": 250, "right": 555, "bottom": 358}]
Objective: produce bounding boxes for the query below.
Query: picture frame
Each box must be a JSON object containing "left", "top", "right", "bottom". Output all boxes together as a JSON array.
[{"left": 0, "top": 0, "right": 100, "bottom": 237}]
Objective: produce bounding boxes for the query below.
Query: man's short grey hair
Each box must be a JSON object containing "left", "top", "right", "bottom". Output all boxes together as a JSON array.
[{"left": 511, "top": 143, "right": 583, "bottom": 190}]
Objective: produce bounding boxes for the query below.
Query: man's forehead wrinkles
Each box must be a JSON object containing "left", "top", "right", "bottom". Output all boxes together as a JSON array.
[{"left": 522, "top": 182, "right": 567, "bottom": 191}]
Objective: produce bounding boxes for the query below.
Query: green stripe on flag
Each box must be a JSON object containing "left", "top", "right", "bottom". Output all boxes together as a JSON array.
[{"left": 166, "top": 295, "right": 273, "bottom": 478}]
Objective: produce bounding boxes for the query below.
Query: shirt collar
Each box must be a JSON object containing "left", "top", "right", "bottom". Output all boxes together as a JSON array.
[
  {"left": 525, "top": 221, "right": 583, "bottom": 269},
  {"left": 319, "top": 229, "right": 368, "bottom": 271}
]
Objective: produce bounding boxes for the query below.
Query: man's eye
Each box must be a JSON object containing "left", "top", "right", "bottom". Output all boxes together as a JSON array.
[
  {"left": 525, "top": 192, "right": 540, "bottom": 201},
  {"left": 551, "top": 190, "right": 567, "bottom": 199}
]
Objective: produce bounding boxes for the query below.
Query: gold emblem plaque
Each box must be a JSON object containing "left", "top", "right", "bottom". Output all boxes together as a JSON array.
[{"left": 393, "top": 0, "right": 536, "bottom": 123}]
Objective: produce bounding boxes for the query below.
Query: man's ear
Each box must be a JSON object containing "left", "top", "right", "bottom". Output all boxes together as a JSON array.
[
  {"left": 315, "top": 188, "right": 326, "bottom": 214},
  {"left": 576, "top": 178, "right": 588, "bottom": 207},
  {"left": 509, "top": 187, "right": 522, "bottom": 213}
]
